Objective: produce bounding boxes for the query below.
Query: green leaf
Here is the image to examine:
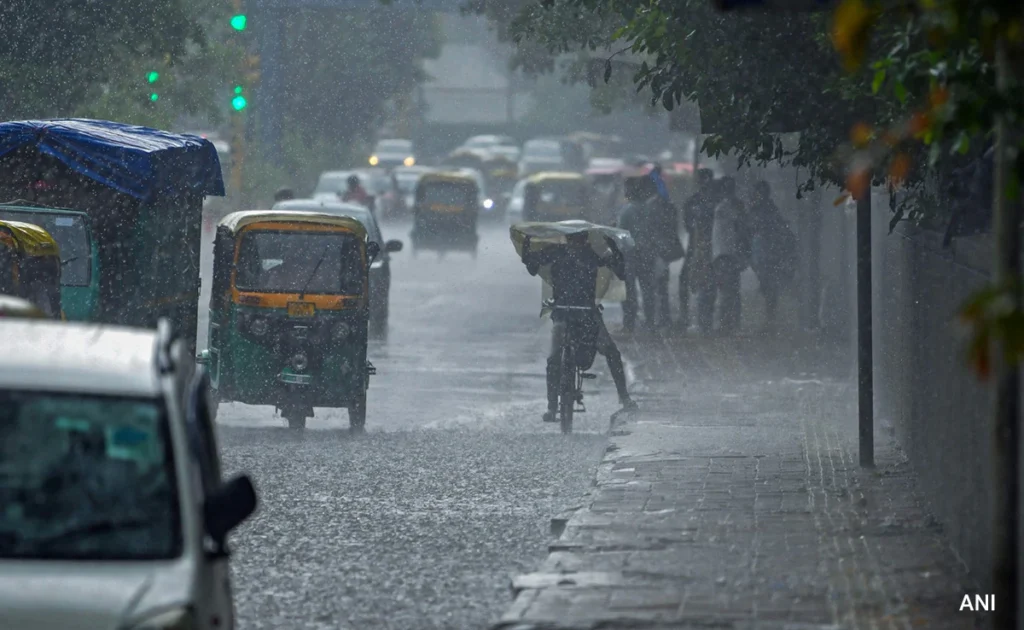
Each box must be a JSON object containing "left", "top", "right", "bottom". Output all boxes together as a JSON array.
[
  {"left": 894, "top": 81, "right": 907, "bottom": 104},
  {"left": 872, "top": 69, "right": 886, "bottom": 94}
]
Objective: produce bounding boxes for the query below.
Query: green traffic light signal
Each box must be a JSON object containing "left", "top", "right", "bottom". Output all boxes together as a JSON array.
[
  {"left": 232, "top": 95, "right": 247, "bottom": 111},
  {"left": 147, "top": 71, "right": 160, "bottom": 84},
  {"left": 150, "top": 93, "right": 159, "bottom": 102},
  {"left": 230, "top": 14, "right": 247, "bottom": 31}
]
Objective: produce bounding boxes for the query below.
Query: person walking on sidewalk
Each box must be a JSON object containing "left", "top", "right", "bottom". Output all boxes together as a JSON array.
[
  {"left": 520, "top": 232, "right": 637, "bottom": 422},
  {"left": 748, "top": 180, "right": 797, "bottom": 332},
  {"left": 616, "top": 176, "right": 644, "bottom": 333},
  {"left": 700, "top": 176, "right": 748, "bottom": 335},
  {"left": 679, "top": 169, "right": 720, "bottom": 332},
  {"left": 647, "top": 165, "right": 685, "bottom": 328}
]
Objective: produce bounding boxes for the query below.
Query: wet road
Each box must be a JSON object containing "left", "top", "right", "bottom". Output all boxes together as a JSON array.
[{"left": 202, "top": 218, "right": 622, "bottom": 629}]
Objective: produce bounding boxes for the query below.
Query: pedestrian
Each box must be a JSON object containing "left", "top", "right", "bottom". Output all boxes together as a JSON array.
[
  {"left": 647, "top": 165, "right": 685, "bottom": 327},
  {"left": 617, "top": 171, "right": 671, "bottom": 332},
  {"left": 616, "top": 176, "right": 645, "bottom": 333},
  {"left": 747, "top": 180, "right": 797, "bottom": 332},
  {"left": 700, "top": 176, "right": 746, "bottom": 335},
  {"left": 678, "top": 169, "right": 720, "bottom": 332}
]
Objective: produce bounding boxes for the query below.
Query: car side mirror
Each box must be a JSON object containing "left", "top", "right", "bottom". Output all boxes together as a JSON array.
[
  {"left": 367, "top": 241, "right": 382, "bottom": 261},
  {"left": 385, "top": 240, "right": 404, "bottom": 254},
  {"left": 204, "top": 474, "right": 257, "bottom": 548}
]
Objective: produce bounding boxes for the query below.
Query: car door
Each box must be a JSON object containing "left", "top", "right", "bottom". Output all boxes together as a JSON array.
[{"left": 185, "top": 370, "right": 235, "bottom": 630}]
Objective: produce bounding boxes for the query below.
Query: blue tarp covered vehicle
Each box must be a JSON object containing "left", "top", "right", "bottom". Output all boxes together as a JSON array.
[{"left": 0, "top": 119, "right": 225, "bottom": 348}]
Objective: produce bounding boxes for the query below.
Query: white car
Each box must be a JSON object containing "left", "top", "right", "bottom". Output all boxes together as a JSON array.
[
  {"left": 0, "top": 319, "right": 256, "bottom": 630},
  {"left": 506, "top": 178, "right": 529, "bottom": 218},
  {"left": 461, "top": 135, "right": 520, "bottom": 162},
  {"left": 519, "top": 139, "right": 566, "bottom": 177}
]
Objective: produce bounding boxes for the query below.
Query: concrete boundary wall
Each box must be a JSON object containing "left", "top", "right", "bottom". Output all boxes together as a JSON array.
[{"left": 872, "top": 217, "right": 994, "bottom": 587}]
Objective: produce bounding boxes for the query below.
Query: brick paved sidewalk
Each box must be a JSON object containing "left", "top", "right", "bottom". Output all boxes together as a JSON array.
[{"left": 492, "top": 333, "right": 986, "bottom": 630}]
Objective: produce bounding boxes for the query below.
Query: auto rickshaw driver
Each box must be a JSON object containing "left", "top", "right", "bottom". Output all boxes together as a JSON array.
[{"left": 521, "top": 230, "right": 637, "bottom": 422}]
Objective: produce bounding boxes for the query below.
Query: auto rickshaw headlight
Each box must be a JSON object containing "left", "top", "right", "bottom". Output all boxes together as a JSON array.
[
  {"left": 334, "top": 321, "right": 352, "bottom": 340},
  {"left": 404, "top": 156, "right": 415, "bottom": 167},
  {"left": 249, "top": 317, "right": 269, "bottom": 336},
  {"left": 291, "top": 352, "right": 309, "bottom": 372},
  {"left": 369, "top": 155, "right": 379, "bottom": 166}
]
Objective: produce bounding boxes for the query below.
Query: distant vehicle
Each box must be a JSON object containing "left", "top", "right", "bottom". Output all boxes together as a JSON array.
[
  {"left": 314, "top": 170, "right": 357, "bottom": 199},
  {"left": 391, "top": 166, "right": 434, "bottom": 216},
  {"left": 0, "top": 317, "right": 257, "bottom": 629},
  {"left": 272, "top": 198, "right": 403, "bottom": 338},
  {"left": 587, "top": 157, "right": 626, "bottom": 171},
  {"left": 453, "top": 167, "right": 500, "bottom": 220},
  {"left": 519, "top": 139, "right": 566, "bottom": 177},
  {"left": 369, "top": 138, "right": 416, "bottom": 169},
  {"left": 461, "top": 135, "right": 520, "bottom": 162},
  {"left": 506, "top": 178, "right": 529, "bottom": 218}
]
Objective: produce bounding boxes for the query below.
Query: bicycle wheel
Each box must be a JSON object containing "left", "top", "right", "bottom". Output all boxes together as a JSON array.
[{"left": 559, "top": 343, "right": 575, "bottom": 434}]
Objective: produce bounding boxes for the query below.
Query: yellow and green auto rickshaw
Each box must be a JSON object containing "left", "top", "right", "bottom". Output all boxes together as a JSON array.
[
  {"left": 411, "top": 171, "right": 480, "bottom": 258},
  {"left": 0, "top": 220, "right": 63, "bottom": 319},
  {"left": 522, "top": 172, "right": 592, "bottom": 223},
  {"left": 200, "top": 210, "right": 380, "bottom": 431}
]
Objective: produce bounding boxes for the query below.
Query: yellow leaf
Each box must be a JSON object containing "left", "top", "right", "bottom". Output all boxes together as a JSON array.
[
  {"left": 847, "top": 168, "right": 870, "bottom": 201},
  {"left": 889, "top": 152, "right": 911, "bottom": 186},
  {"left": 850, "top": 122, "right": 873, "bottom": 147},
  {"left": 832, "top": 0, "right": 876, "bottom": 71}
]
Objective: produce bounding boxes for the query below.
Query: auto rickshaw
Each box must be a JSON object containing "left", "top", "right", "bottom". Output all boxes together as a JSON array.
[
  {"left": 411, "top": 171, "right": 480, "bottom": 257},
  {"left": 0, "top": 220, "right": 63, "bottom": 318},
  {"left": 200, "top": 210, "right": 380, "bottom": 431},
  {"left": 522, "top": 172, "right": 592, "bottom": 223}
]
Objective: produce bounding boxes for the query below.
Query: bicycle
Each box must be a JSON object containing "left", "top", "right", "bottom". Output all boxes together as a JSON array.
[{"left": 549, "top": 302, "right": 600, "bottom": 434}]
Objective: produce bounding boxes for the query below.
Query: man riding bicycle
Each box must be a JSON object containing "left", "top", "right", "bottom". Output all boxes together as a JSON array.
[{"left": 521, "top": 231, "right": 637, "bottom": 423}]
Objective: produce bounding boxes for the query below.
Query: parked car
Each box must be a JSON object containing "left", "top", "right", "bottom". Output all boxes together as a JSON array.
[
  {"left": 369, "top": 139, "right": 416, "bottom": 169},
  {"left": 272, "top": 198, "right": 403, "bottom": 339},
  {"left": 0, "top": 318, "right": 257, "bottom": 630}
]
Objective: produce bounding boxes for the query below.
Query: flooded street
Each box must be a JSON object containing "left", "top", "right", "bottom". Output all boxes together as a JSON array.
[{"left": 206, "top": 220, "right": 615, "bottom": 628}]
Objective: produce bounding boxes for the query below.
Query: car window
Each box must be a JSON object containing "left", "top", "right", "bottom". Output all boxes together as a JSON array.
[
  {"left": 314, "top": 173, "right": 351, "bottom": 194},
  {"left": 235, "top": 231, "right": 364, "bottom": 295},
  {"left": 0, "top": 392, "right": 181, "bottom": 560}
]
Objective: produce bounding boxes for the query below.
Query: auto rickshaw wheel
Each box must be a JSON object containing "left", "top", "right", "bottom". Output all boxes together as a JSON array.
[
  {"left": 349, "top": 392, "right": 367, "bottom": 433},
  {"left": 285, "top": 414, "right": 307, "bottom": 430}
]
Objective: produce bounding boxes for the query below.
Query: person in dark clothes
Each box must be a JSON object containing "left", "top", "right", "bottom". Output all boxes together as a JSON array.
[
  {"left": 702, "top": 176, "right": 747, "bottom": 335},
  {"left": 747, "top": 180, "right": 797, "bottom": 332},
  {"left": 521, "top": 231, "right": 637, "bottom": 422},
  {"left": 618, "top": 172, "right": 672, "bottom": 331},
  {"left": 678, "top": 169, "right": 720, "bottom": 331}
]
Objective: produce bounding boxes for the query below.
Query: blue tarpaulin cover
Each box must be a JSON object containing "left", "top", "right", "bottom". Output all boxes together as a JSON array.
[{"left": 0, "top": 119, "right": 226, "bottom": 201}]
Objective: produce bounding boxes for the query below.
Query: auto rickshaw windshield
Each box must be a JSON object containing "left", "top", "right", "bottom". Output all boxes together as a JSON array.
[
  {"left": 421, "top": 182, "right": 475, "bottom": 207},
  {"left": 235, "top": 231, "right": 364, "bottom": 295}
]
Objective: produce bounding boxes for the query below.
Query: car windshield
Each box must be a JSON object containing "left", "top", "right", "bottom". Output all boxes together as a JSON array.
[
  {"left": 0, "top": 211, "right": 90, "bottom": 287},
  {"left": 0, "top": 392, "right": 180, "bottom": 560},
  {"left": 235, "top": 230, "right": 364, "bottom": 295},
  {"left": 376, "top": 140, "right": 412, "bottom": 153}
]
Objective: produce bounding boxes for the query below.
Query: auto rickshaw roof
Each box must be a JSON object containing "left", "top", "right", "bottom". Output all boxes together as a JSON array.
[
  {"left": 0, "top": 119, "right": 225, "bottom": 201},
  {"left": 0, "top": 294, "right": 46, "bottom": 319},
  {"left": 526, "top": 171, "right": 586, "bottom": 184},
  {"left": 0, "top": 220, "right": 61, "bottom": 257},
  {"left": 218, "top": 210, "right": 369, "bottom": 239},
  {"left": 418, "top": 171, "right": 481, "bottom": 187}
]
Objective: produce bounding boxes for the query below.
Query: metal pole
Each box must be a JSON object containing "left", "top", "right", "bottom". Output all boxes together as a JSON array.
[
  {"left": 857, "top": 175, "right": 874, "bottom": 467},
  {"left": 991, "top": 35, "right": 1019, "bottom": 630}
]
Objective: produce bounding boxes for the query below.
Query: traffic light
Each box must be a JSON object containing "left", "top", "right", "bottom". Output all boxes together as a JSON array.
[
  {"left": 147, "top": 71, "right": 160, "bottom": 102},
  {"left": 231, "top": 85, "right": 247, "bottom": 112},
  {"left": 230, "top": 14, "right": 247, "bottom": 31}
]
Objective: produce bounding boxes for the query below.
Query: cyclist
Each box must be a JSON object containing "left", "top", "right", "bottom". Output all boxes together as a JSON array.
[{"left": 521, "top": 231, "right": 637, "bottom": 423}]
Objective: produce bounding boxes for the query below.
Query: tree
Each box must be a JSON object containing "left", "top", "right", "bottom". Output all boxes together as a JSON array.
[{"left": 0, "top": 0, "right": 206, "bottom": 119}]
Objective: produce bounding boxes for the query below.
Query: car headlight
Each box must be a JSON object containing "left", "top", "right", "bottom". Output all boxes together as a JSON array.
[
  {"left": 483, "top": 198, "right": 494, "bottom": 209},
  {"left": 404, "top": 156, "right": 415, "bottom": 167},
  {"left": 334, "top": 321, "right": 352, "bottom": 340},
  {"left": 369, "top": 155, "right": 379, "bottom": 166},
  {"left": 129, "top": 606, "right": 195, "bottom": 630},
  {"left": 249, "top": 316, "right": 269, "bottom": 336}
]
